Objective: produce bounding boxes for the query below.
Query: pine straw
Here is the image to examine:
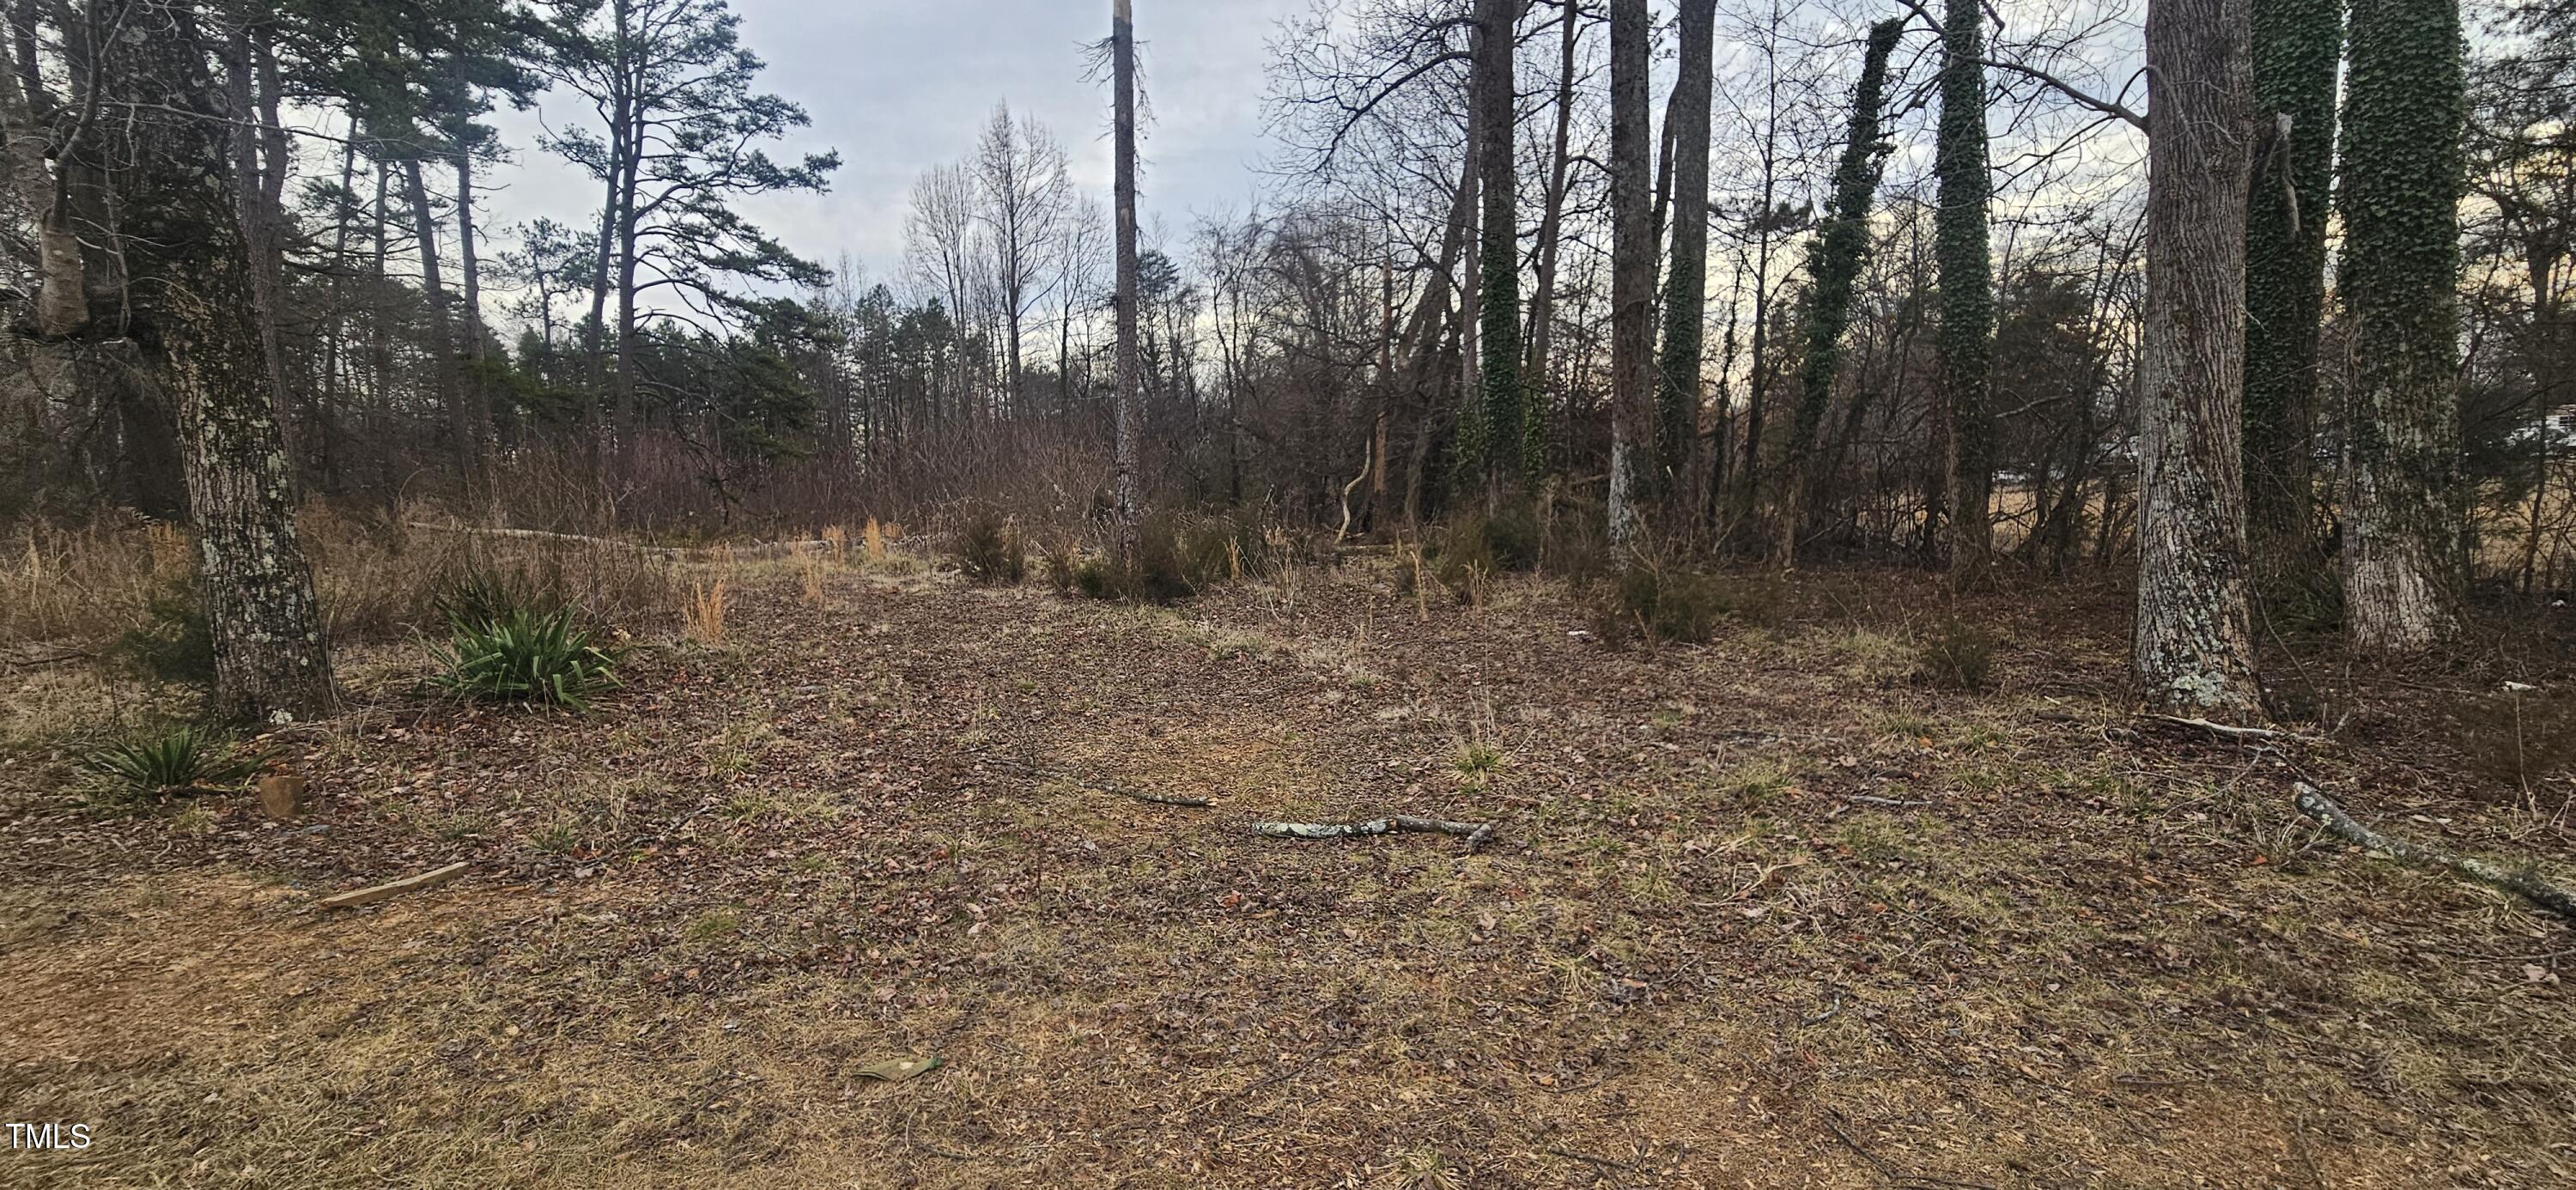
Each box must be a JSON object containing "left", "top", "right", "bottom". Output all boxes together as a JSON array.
[{"left": 0, "top": 562, "right": 2570, "bottom": 1187}]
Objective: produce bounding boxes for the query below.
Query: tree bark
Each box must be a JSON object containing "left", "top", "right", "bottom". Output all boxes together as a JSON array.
[
  {"left": 2134, "top": 0, "right": 2264, "bottom": 718},
  {"left": 1605, "top": 0, "right": 1654, "bottom": 547},
  {"left": 1111, "top": 0, "right": 1143, "bottom": 547},
  {"left": 1470, "top": 0, "right": 1529, "bottom": 490},
  {"left": 2338, "top": 0, "right": 2465, "bottom": 652},
  {"left": 1657, "top": 0, "right": 1716, "bottom": 518},
  {"left": 1938, "top": 0, "right": 1996, "bottom": 586},
  {"left": 2241, "top": 0, "right": 2340, "bottom": 595}
]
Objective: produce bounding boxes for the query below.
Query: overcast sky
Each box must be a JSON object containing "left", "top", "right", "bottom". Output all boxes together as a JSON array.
[{"left": 485, "top": 0, "right": 1303, "bottom": 288}]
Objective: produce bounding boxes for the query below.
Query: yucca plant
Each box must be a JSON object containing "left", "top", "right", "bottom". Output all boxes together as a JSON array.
[
  {"left": 88, "top": 726, "right": 266, "bottom": 797},
  {"left": 428, "top": 606, "right": 623, "bottom": 709}
]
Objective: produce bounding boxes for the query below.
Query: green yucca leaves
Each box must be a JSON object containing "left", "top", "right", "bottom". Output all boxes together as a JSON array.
[
  {"left": 428, "top": 607, "right": 623, "bottom": 710},
  {"left": 88, "top": 726, "right": 266, "bottom": 795}
]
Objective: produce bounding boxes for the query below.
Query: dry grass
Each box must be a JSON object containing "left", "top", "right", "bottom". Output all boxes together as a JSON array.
[
  {"left": 1, "top": 506, "right": 683, "bottom": 654},
  {"left": 682, "top": 576, "right": 730, "bottom": 646},
  {"left": 1, "top": 558, "right": 2571, "bottom": 1187}
]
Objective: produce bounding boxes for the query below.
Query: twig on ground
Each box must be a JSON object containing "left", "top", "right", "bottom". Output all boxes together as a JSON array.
[
  {"left": 2138, "top": 714, "right": 2317, "bottom": 744},
  {"left": 1547, "top": 1146, "right": 1631, "bottom": 1185},
  {"left": 1, "top": 648, "right": 91, "bottom": 670},
  {"left": 1252, "top": 815, "right": 1495, "bottom": 850},
  {"left": 316, "top": 861, "right": 469, "bottom": 909},
  {"left": 2294, "top": 781, "right": 2576, "bottom": 922}
]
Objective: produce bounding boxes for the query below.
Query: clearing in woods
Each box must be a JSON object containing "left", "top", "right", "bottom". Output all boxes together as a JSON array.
[{"left": 2, "top": 556, "right": 2571, "bottom": 1187}]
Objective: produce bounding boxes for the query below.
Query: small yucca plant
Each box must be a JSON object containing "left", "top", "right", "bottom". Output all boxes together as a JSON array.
[
  {"left": 88, "top": 726, "right": 266, "bottom": 797},
  {"left": 428, "top": 607, "right": 623, "bottom": 709}
]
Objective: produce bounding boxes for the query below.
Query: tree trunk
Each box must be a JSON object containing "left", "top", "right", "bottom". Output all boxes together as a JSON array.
[
  {"left": 1111, "top": 0, "right": 1142, "bottom": 546},
  {"left": 2338, "top": 0, "right": 2465, "bottom": 652},
  {"left": 2241, "top": 0, "right": 2341, "bottom": 595},
  {"left": 150, "top": 21, "right": 336, "bottom": 723},
  {"left": 2134, "top": 0, "right": 2264, "bottom": 718},
  {"left": 1605, "top": 0, "right": 1654, "bottom": 547},
  {"left": 1657, "top": 0, "right": 1716, "bottom": 516},
  {"left": 456, "top": 147, "right": 492, "bottom": 457},
  {"left": 403, "top": 156, "right": 474, "bottom": 482},
  {"left": 1780, "top": 20, "right": 1902, "bottom": 568},
  {"left": 1524, "top": 0, "right": 1579, "bottom": 415},
  {"left": 1937, "top": 0, "right": 1996, "bottom": 586},
  {"left": 1470, "top": 0, "right": 1528, "bottom": 491}
]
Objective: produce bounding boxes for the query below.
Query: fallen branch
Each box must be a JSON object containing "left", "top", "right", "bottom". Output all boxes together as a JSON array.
[
  {"left": 316, "top": 861, "right": 470, "bottom": 909},
  {"left": 1110, "top": 786, "right": 1213, "bottom": 807},
  {"left": 1, "top": 648, "right": 91, "bottom": 670},
  {"left": 2294, "top": 782, "right": 2576, "bottom": 921},
  {"left": 2138, "top": 714, "right": 2313, "bottom": 743},
  {"left": 1841, "top": 793, "right": 1933, "bottom": 809},
  {"left": 1253, "top": 815, "right": 1495, "bottom": 849}
]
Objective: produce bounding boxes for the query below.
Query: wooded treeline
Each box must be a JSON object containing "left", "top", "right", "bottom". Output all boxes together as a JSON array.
[{"left": 3, "top": 0, "right": 2573, "bottom": 723}]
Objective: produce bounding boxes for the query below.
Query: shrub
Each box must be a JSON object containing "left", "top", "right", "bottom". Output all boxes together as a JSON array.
[
  {"left": 1600, "top": 564, "right": 1726, "bottom": 644},
  {"left": 1131, "top": 517, "right": 1195, "bottom": 604},
  {"left": 109, "top": 576, "right": 216, "bottom": 682},
  {"left": 1591, "top": 562, "right": 1778, "bottom": 644},
  {"left": 428, "top": 607, "right": 623, "bottom": 709},
  {"left": 1916, "top": 618, "right": 1998, "bottom": 690},
  {"left": 955, "top": 509, "right": 1026, "bottom": 586},
  {"left": 88, "top": 726, "right": 265, "bottom": 797},
  {"left": 1040, "top": 534, "right": 1083, "bottom": 593}
]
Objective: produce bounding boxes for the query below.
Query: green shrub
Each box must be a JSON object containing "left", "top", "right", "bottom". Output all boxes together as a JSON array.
[
  {"left": 88, "top": 726, "right": 265, "bottom": 797},
  {"left": 955, "top": 510, "right": 1026, "bottom": 586},
  {"left": 428, "top": 607, "right": 623, "bottom": 709},
  {"left": 109, "top": 576, "right": 215, "bottom": 682},
  {"left": 1916, "top": 618, "right": 1997, "bottom": 690}
]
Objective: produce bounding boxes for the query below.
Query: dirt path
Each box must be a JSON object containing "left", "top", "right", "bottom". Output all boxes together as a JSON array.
[{"left": 3, "top": 560, "right": 2570, "bottom": 1187}]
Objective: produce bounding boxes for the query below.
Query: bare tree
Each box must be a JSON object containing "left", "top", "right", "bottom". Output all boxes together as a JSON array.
[
  {"left": 1111, "top": 0, "right": 1143, "bottom": 543},
  {"left": 974, "top": 104, "right": 1072, "bottom": 417},
  {"left": 1606, "top": 0, "right": 1653, "bottom": 546},
  {"left": 2133, "top": 0, "right": 2264, "bottom": 717}
]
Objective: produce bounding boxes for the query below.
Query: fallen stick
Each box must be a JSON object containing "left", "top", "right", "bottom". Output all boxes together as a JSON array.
[
  {"left": 2293, "top": 782, "right": 2576, "bottom": 922},
  {"left": 2140, "top": 714, "right": 2315, "bottom": 743},
  {"left": 1253, "top": 815, "right": 1495, "bottom": 850},
  {"left": 1841, "top": 793, "right": 1933, "bottom": 809},
  {"left": 317, "top": 861, "right": 471, "bottom": 910}
]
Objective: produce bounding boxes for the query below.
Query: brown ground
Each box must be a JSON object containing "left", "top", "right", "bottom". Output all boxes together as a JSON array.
[{"left": 2, "top": 554, "right": 2571, "bottom": 1188}]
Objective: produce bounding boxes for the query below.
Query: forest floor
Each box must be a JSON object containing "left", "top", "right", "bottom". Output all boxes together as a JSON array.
[{"left": 2, "top": 551, "right": 2572, "bottom": 1188}]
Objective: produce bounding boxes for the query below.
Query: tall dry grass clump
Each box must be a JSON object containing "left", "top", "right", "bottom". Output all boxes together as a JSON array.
[{"left": 684, "top": 576, "right": 729, "bottom": 645}]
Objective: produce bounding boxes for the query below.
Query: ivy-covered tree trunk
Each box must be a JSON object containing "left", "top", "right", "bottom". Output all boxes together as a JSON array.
[
  {"left": 1468, "top": 0, "right": 1530, "bottom": 492},
  {"left": 2242, "top": 0, "right": 2341, "bottom": 594},
  {"left": 2339, "top": 0, "right": 2465, "bottom": 652},
  {"left": 1605, "top": 0, "right": 1654, "bottom": 546},
  {"left": 1656, "top": 0, "right": 1718, "bottom": 517},
  {"left": 138, "top": 20, "right": 336, "bottom": 724},
  {"left": 1936, "top": 0, "right": 1996, "bottom": 586},
  {"left": 2135, "top": 0, "right": 2264, "bottom": 718},
  {"left": 1779, "top": 19, "right": 1902, "bottom": 567},
  {"left": 1111, "top": 0, "right": 1143, "bottom": 545}
]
